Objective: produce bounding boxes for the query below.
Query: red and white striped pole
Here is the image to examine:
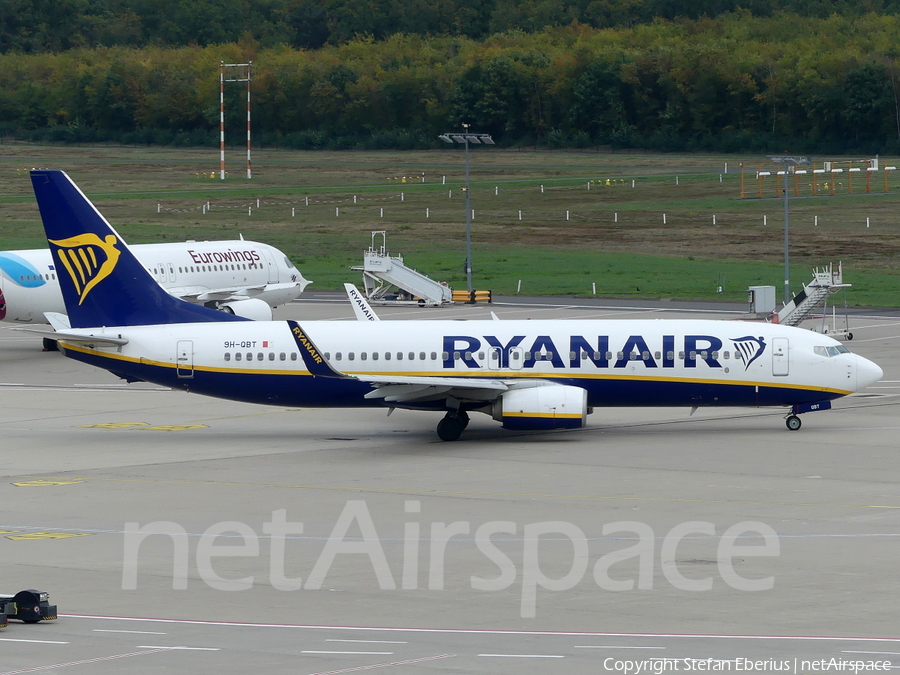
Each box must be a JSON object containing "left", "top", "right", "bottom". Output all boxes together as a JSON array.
[
  {"left": 219, "top": 62, "right": 225, "bottom": 180},
  {"left": 220, "top": 62, "right": 252, "bottom": 180},
  {"left": 246, "top": 61, "right": 252, "bottom": 179}
]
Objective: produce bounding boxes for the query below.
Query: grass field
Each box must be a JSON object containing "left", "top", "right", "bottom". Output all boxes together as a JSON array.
[{"left": 1, "top": 142, "right": 898, "bottom": 306}]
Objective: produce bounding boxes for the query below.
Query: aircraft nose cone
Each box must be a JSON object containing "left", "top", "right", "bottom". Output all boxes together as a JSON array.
[{"left": 856, "top": 356, "right": 883, "bottom": 390}]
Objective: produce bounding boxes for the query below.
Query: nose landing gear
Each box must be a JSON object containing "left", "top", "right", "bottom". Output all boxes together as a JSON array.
[
  {"left": 785, "top": 415, "right": 802, "bottom": 431},
  {"left": 784, "top": 400, "right": 832, "bottom": 431}
]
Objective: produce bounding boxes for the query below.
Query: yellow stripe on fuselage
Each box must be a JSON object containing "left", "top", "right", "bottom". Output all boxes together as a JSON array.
[
  {"left": 59, "top": 342, "right": 853, "bottom": 396},
  {"left": 61, "top": 342, "right": 311, "bottom": 377}
]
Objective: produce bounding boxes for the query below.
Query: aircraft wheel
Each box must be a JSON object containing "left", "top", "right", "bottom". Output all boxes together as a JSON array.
[
  {"left": 785, "top": 415, "right": 802, "bottom": 431},
  {"left": 220, "top": 305, "right": 235, "bottom": 314},
  {"left": 458, "top": 410, "right": 470, "bottom": 429},
  {"left": 42, "top": 338, "right": 58, "bottom": 352},
  {"left": 437, "top": 415, "right": 464, "bottom": 442},
  {"left": 847, "top": 332, "right": 853, "bottom": 340}
]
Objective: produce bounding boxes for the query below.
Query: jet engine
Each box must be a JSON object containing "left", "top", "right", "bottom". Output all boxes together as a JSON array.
[
  {"left": 491, "top": 384, "right": 588, "bottom": 430},
  {"left": 218, "top": 298, "right": 273, "bottom": 321}
]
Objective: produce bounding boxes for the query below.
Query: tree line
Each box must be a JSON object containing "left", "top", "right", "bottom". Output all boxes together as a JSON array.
[
  {"left": 2, "top": 13, "right": 900, "bottom": 154},
  {"left": 4, "top": 0, "right": 900, "bottom": 52}
]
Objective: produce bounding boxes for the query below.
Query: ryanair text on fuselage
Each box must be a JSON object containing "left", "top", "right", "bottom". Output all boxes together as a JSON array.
[{"left": 441, "top": 334, "right": 765, "bottom": 371}]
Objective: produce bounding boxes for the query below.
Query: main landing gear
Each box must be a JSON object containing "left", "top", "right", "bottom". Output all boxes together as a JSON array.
[{"left": 436, "top": 410, "right": 469, "bottom": 442}]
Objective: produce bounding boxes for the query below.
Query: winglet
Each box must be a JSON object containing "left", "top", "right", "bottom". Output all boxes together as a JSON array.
[
  {"left": 344, "top": 283, "right": 380, "bottom": 321},
  {"left": 287, "top": 320, "right": 348, "bottom": 378}
]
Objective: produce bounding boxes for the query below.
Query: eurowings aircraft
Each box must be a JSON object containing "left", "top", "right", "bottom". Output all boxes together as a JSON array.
[
  {"left": 0, "top": 236, "right": 310, "bottom": 325},
  {"left": 26, "top": 170, "right": 883, "bottom": 441}
]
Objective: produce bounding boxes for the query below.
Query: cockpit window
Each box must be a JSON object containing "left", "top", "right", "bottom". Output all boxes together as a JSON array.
[
  {"left": 815, "top": 345, "right": 851, "bottom": 357},
  {"left": 283, "top": 255, "right": 295, "bottom": 269}
]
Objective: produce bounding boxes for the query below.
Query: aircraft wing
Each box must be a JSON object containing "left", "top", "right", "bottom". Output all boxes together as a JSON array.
[
  {"left": 287, "top": 319, "right": 517, "bottom": 404},
  {"left": 170, "top": 285, "right": 266, "bottom": 302},
  {"left": 360, "top": 375, "right": 508, "bottom": 403},
  {"left": 171, "top": 282, "right": 303, "bottom": 303}
]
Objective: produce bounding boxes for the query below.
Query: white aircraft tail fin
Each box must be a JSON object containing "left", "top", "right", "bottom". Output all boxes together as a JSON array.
[{"left": 30, "top": 170, "right": 247, "bottom": 328}]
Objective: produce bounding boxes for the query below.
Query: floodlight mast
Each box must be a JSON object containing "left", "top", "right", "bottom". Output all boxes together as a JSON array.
[
  {"left": 768, "top": 155, "right": 811, "bottom": 304},
  {"left": 438, "top": 125, "right": 494, "bottom": 293}
]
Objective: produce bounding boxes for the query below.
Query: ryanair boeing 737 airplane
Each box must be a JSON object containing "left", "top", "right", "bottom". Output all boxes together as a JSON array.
[{"left": 25, "top": 170, "right": 883, "bottom": 441}]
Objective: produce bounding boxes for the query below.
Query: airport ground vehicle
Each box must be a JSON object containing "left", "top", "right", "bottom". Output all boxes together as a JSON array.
[{"left": 0, "top": 589, "right": 57, "bottom": 628}]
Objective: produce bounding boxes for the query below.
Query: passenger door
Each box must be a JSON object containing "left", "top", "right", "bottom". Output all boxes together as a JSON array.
[
  {"left": 772, "top": 337, "right": 789, "bottom": 376},
  {"left": 176, "top": 340, "right": 194, "bottom": 379},
  {"left": 261, "top": 248, "right": 278, "bottom": 283}
]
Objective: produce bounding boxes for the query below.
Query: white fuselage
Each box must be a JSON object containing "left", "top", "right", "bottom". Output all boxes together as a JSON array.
[
  {"left": 58, "top": 318, "right": 882, "bottom": 411},
  {"left": 0, "top": 240, "right": 309, "bottom": 323}
]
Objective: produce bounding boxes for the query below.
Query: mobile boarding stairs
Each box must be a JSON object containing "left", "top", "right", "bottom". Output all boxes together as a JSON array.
[
  {"left": 775, "top": 263, "right": 852, "bottom": 339},
  {"left": 351, "top": 231, "right": 452, "bottom": 307}
]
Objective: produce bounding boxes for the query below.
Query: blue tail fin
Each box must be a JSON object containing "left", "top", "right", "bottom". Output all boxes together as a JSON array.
[{"left": 30, "top": 170, "right": 247, "bottom": 328}]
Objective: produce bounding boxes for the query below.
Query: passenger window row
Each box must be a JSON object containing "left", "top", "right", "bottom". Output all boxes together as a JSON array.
[
  {"left": 148, "top": 263, "right": 258, "bottom": 275},
  {"left": 306, "top": 350, "right": 737, "bottom": 363},
  {"left": 325, "top": 351, "right": 438, "bottom": 362},
  {"left": 224, "top": 352, "right": 299, "bottom": 362},
  {"left": 221, "top": 349, "right": 738, "bottom": 366},
  {"left": 679, "top": 351, "right": 727, "bottom": 360}
]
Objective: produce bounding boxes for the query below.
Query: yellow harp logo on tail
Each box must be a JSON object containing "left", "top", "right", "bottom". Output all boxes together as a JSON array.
[{"left": 49, "top": 234, "right": 121, "bottom": 305}]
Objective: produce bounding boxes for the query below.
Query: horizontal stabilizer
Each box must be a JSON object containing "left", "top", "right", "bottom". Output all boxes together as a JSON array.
[
  {"left": 43, "top": 312, "right": 71, "bottom": 331},
  {"left": 13, "top": 327, "right": 128, "bottom": 346}
]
